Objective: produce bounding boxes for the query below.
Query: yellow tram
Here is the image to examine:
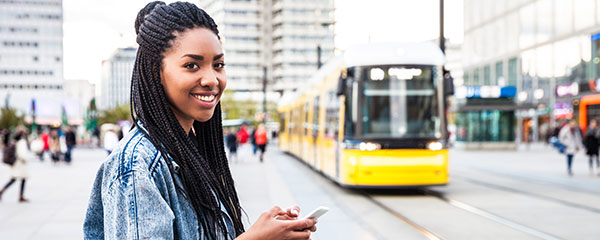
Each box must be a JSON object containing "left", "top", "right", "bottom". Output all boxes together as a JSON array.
[{"left": 278, "top": 42, "right": 450, "bottom": 187}]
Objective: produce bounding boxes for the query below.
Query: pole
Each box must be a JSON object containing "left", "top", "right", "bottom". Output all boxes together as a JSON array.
[
  {"left": 317, "top": 45, "right": 322, "bottom": 69},
  {"left": 439, "top": 0, "right": 448, "bottom": 140},
  {"left": 262, "top": 66, "right": 267, "bottom": 124}
]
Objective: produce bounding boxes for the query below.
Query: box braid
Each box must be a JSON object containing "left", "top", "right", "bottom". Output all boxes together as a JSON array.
[{"left": 131, "top": 1, "right": 244, "bottom": 238}]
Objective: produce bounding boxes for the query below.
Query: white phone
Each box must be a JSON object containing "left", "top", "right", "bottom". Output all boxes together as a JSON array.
[{"left": 301, "top": 206, "right": 329, "bottom": 220}]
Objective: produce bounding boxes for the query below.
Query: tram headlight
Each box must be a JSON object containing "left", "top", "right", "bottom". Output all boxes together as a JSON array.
[
  {"left": 344, "top": 141, "right": 382, "bottom": 151},
  {"left": 359, "top": 142, "right": 381, "bottom": 151},
  {"left": 427, "top": 141, "right": 443, "bottom": 151}
]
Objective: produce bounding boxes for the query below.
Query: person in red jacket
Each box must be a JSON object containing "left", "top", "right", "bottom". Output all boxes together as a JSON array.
[
  {"left": 236, "top": 125, "right": 249, "bottom": 144},
  {"left": 255, "top": 124, "right": 268, "bottom": 162}
]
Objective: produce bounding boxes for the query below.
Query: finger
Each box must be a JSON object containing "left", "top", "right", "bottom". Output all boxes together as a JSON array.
[
  {"left": 267, "top": 206, "right": 286, "bottom": 218},
  {"left": 309, "top": 225, "right": 317, "bottom": 232},
  {"left": 286, "top": 229, "right": 311, "bottom": 239},
  {"left": 275, "top": 215, "right": 295, "bottom": 220},
  {"left": 285, "top": 218, "right": 317, "bottom": 231},
  {"left": 287, "top": 205, "right": 300, "bottom": 217}
]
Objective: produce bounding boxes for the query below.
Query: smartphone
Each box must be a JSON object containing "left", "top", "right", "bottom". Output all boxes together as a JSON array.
[{"left": 300, "top": 206, "right": 329, "bottom": 220}]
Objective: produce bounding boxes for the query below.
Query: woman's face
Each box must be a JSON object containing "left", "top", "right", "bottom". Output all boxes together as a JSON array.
[{"left": 160, "top": 27, "right": 226, "bottom": 129}]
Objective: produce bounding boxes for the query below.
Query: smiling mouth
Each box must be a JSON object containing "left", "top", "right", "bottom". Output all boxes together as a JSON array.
[{"left": 192, "top": 94, "right": 216, "bottom": 102}]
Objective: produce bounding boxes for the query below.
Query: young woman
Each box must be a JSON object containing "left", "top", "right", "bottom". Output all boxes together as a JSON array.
[
  {"left": 83, "top": 2, "right": 317, "bottom": 239},
  {"left": 0, "top": 130, "right": 32, "bottom": 202}
]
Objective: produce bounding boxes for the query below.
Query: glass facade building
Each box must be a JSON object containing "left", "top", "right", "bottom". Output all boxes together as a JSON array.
[{"left": 459, "top": 0, "right": 600, "bottom": 146}]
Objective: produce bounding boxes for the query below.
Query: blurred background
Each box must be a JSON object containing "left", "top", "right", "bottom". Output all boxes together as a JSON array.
[{"left": 1, "top": 0, "right": 600, "bottom": 239}]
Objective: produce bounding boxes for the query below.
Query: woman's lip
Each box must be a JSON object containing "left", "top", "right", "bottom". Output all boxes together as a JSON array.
[
  {"left": 190, "top": 91, "right": 218, "bottom": 96},
  {"left": 190, "top": 93, "right": 218, "bottom": 108}
]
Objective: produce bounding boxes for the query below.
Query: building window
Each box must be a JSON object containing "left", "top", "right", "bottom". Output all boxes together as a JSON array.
[
  {"left": 508, "top": 58, "right": 518, "bottom": 87},
  {"left": 495, "top": 61, "right": 503, "bottom": 86},
  {"left": 473, "top": 68, "right": 480, "bottom": 86},
  {"left": 483, "top": 65, "right": 491, "bottom": 85}
]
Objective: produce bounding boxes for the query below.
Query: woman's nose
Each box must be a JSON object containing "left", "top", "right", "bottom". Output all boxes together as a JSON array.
[{"left": 200, "top": 69, "right": 219, "bottom": 88}]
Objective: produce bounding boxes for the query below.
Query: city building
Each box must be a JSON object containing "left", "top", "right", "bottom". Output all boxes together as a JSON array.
[
  {"left": 199, "top": 0, "right": 335, "bottom": 92},
  {"left": 99, "top": 47, "right": 136, "bottom": 110},
  {"left": 457, "top": 0, "right": 600, "bottom": 148},
  {"left": 0, "top": 0, "right": 64, "bottom": 122},
  {"left": 63, "top": 79, "right": 95, "bottom": 124}
]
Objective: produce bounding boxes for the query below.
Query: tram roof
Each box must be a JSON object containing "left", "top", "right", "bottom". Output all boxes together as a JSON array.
[
  {"left": 343, "top": 41, "right": 445, "bottom": 67},
  {"left": 278, "top": 42, "right": 445, "bottom": 107}
]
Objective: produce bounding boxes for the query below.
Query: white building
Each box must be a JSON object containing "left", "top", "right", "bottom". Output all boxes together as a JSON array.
[
  {"left": 63, "top": 79, "right": 95, "bottom": 124},
  {"left": 199, "top": 0, "right": 335, "bottom": 92},
  {"left": 99, "top": 47, "right": 136, "bottom": 110},
  {"left": 0, "top": 0, "right": 64, "bottom": 121}
]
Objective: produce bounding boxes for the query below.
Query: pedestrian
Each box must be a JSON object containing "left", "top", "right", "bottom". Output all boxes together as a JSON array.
[
  {"left": 83, "top": 2, "right": 317, "bottom": 239},
  {"left": 64, "top": 126, "right": 76, "bottom": 164},
  {"left": 49, "top": 129, "right": 61, "bottom": 164},
  {"left": 225, "top": 128, "right": 238, "bottom": 163},
  {"left": 585, "top": 119, "right": 600, "bottom": 175},
  {"left": 39, "top": 128, "right": 50, "bottom": 161},
  {"left": 250, "top": 126, "right": 257, "bottom": 155},
  {"left": 237, "top": 124, "right": 249, "bottom": 145},
  {"left": 102, "top": 128, "right": 118, "bottom": 156},
  {"left": 255, "top": 124, "right": 268, "bottom": 162},
  {"left": 0, "top": 130, "right": 33, "bottom": 202},
  {"left": 559, "top": 119, "right": 584, "bottom": 176}
]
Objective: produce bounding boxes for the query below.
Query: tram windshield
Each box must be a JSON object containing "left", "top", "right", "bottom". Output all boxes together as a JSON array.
[{"left": 359, "top": 65, "right": 440, "bottom": 138}]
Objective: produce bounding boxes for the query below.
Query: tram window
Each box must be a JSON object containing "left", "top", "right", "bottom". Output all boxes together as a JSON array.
[
  {"left": 325, "top": 91, "right": 339, "bottom": 138},
  {"left": 304, "top": 102, "right": 310, "bottom": 136},
  {"left": 279, "top": 112, "right": 286, "bottom": 133},
  {"left": 313, "top": 96, "right": 320, "bottom": 135}
]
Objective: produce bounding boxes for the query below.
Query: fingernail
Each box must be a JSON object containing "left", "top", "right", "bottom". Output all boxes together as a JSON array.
[{"left": 292, "top": 209, "right": 299, "bottom": 215}]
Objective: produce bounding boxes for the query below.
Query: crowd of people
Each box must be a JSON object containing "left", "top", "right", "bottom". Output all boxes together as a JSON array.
[
  {"left": 224, "top": 124, "right": 271, "bottom": 163},
  {"left": 550, "top": 119, "right": 600, "bottom": 176}
]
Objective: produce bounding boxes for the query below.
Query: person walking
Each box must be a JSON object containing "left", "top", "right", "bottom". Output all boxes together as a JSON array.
[
  {"left": 250, "top": 126, "right": 257, "bottom": 155},
  {"left": 39, "top": 129, "right": 49, "bottom": 161},
  {"left": 255, "top": 124, "right": 268, "bottom": 163},
  {"left": 225, "top": 128, "right": 239, "bottom": 163},
  {"left": 49, "top": 129, "right": 61, "bottom": 164},
  {"left": 585, "top": 119, "right": 600, "bottom": 175},
  {"left": 0, "top": 130, "right": 33, "bottom": 202},
  {"left": 559, "top": 120, "right": 584, "bottom": 176},
  {"left": 64, "top": 126, "right": 76, "bottom": 164},
  {"left": 84, "top": 2, "right": 318, "bottom": 239}
]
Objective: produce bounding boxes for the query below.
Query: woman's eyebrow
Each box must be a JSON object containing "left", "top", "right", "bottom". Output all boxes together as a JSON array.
[
  {"left": 181, "top": 54, "right": 204, "bottom": 60},
  {"left": 213, "top": 53, "right": 224, "bottom": 60}
]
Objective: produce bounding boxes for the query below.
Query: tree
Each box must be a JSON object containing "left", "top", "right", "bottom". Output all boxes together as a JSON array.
[
  {"left": 98, "top": 104, "right": 131, "bottom": 126},
  {"left": 0, "top": 107, "right": 24, "bottom": 130},
  {"left": 220, "top": 90, "right": 279, "bottom": 124}
]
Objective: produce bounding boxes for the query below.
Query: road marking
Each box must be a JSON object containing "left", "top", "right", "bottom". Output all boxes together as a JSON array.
[
  {"left": 424, "top": 189, "right": 564, "bottom": 240},
  {"left": 361, "top": 191, "right": 445, "bottom": 240}
]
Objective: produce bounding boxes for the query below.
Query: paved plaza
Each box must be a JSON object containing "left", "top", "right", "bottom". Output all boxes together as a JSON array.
[{"left": 0, "top": 142, "right": 599, "bottom": 239}]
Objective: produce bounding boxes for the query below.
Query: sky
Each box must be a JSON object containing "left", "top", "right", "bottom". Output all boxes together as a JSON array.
[{"left": 62, "top": 0, "right": 463, "bottom": 85}]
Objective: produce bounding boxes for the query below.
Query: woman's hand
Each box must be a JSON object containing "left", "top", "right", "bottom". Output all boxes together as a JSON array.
[{"left": 237, "top": 206, "right": 318, "bottom": 240}]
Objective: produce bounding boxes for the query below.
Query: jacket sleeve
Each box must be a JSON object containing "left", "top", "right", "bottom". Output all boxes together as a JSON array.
[
  {"left": 16, "top": 140, "right": 34, "bottom": 162},
  {"left": 101, "top": 166, "right": 176, "bottom": 239}
]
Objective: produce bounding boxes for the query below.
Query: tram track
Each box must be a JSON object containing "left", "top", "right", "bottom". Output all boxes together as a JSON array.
[
  {"left": 357, "top": 189, "right": 445, "bottom": 240},
  {"left": 452, "top": 175, "right": 600, "bottom": 215},
  {"left": 421, "top": 188, "right": 564, "bottom": 240},
  {"left": 359, "top": 188, "right": 565, "bottom": 240}
]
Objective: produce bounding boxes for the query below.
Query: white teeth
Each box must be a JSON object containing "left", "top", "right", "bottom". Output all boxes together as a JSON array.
[{"left": 194, "top": 95, "right": 215, "bottom": 102}]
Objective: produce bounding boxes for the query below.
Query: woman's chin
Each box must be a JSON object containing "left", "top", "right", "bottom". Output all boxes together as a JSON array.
[{"left": 194, "top": 111, "right": 215, "bottom": 123}]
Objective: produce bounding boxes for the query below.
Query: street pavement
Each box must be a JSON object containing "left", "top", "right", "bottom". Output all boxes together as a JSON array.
[{"left": 0, "top": 142, "right": 599, "bottom": 239}]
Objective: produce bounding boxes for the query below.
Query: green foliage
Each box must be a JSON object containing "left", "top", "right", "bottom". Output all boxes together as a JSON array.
[
  {"left": 0, "top": 107, "right": 24, "bottom": 130},
  {"left": 220, "top": 90, "right": 279, "bottom": 124},
  {"left": 98, "top": 104, "right": 131, "bottom": 126}
]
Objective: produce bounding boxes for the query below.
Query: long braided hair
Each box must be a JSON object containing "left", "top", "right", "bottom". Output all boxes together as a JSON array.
[{"left": 131, "top": 1, "right": 244, "bottom": 238}]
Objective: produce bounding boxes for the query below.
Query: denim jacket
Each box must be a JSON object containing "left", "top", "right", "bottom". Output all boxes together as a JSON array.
[{"left": 83, "top": 124, "right": 235, "bottom": 240}]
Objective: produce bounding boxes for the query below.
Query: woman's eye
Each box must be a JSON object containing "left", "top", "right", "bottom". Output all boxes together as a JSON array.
[
  {"left": 214, "top": 63, "right": 225, "bottom": 69},
  {"left": 184, "top": 63, "right": 199, "bottom": 69}
]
